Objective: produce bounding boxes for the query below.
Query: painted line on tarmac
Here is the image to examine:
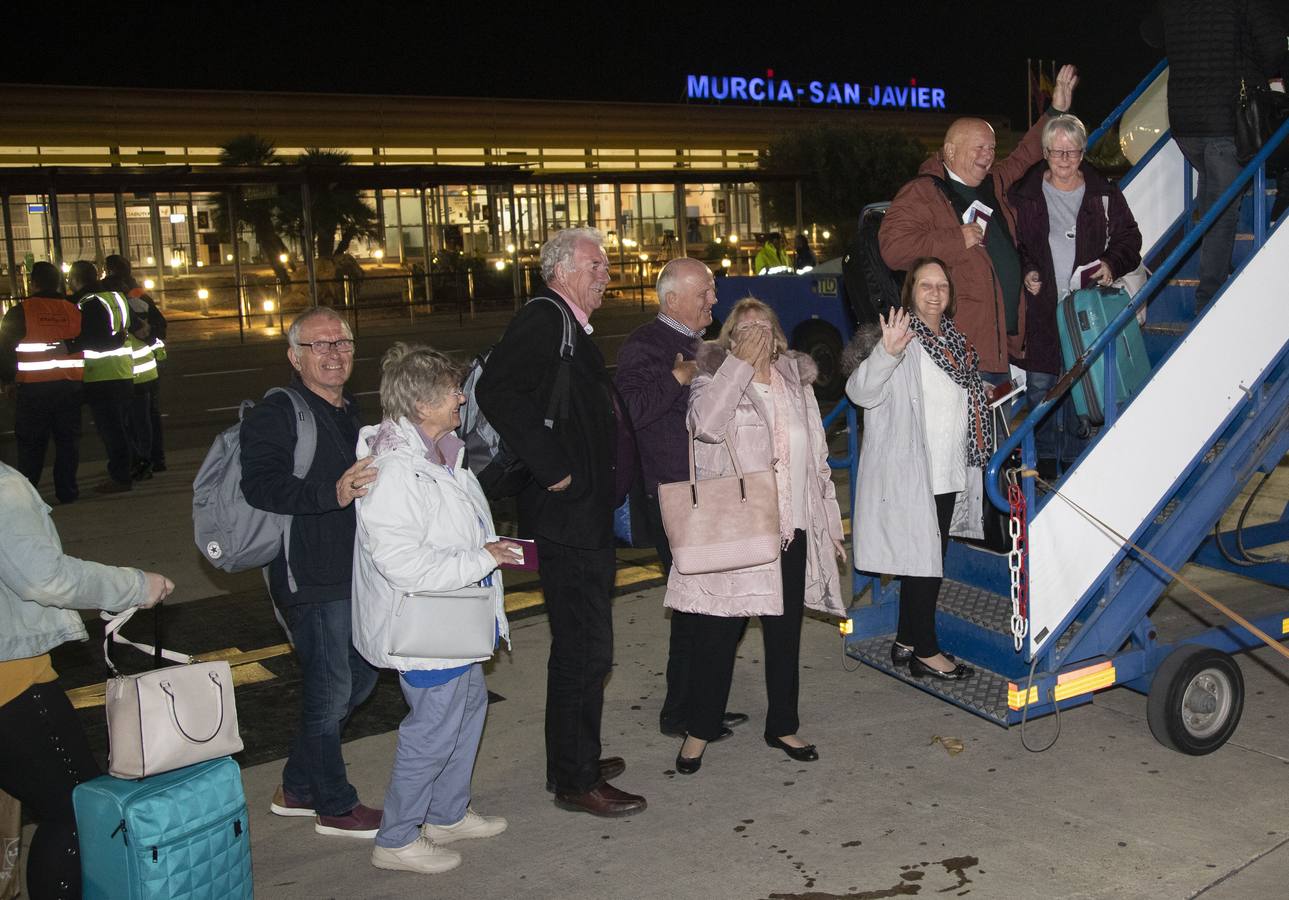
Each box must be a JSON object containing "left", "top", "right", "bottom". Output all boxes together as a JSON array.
[
  {"left": 183, "top": 367, "right": 262, "bottom": 378},
  {"left": 64, "top": 519, "right": 854, "bottom": 708}
]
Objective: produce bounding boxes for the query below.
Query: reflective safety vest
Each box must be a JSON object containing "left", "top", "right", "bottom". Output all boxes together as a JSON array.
[
  {"left": 129, "top": 333, "right": 159, "bottom": 384},
  {"left": 15, "top": 296, "right": 83, "bottom": 384},
  {"left": 127, "top": 286, "right": 167, "bottom": 362},
  {"left": 78, "top": 291, "right": 134, "bottom": 383}
]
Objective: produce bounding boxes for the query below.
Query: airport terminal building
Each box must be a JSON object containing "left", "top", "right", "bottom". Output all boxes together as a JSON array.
[{"left": 0, "top": 76, "right": 1004, "bottom": 314}]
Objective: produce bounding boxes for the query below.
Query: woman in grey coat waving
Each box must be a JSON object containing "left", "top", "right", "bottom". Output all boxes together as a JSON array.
[{"left": 845, "top": 257, "right": 991, "bottom": 681}]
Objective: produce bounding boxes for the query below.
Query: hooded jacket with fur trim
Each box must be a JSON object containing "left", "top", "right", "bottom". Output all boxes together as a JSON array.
[{"left": 662, "top": 345, "right": 844, "bottom": 619}]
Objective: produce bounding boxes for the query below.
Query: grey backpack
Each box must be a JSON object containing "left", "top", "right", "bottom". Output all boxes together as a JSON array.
[{"left": 192, "top": 387, "right": 316, "bottom": 588}]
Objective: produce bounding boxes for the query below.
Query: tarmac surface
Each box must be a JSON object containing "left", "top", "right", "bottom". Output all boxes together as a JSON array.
[{"left": 14, "top": 440, "right": 1289, "bottom": 899}]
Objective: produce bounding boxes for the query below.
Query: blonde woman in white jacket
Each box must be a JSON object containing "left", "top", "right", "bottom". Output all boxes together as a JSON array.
[{"left": 352, "top": 343, "right": 518, "bottom": 876}]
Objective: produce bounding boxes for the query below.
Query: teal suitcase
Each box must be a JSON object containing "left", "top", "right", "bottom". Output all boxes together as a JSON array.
[
  {"left": 1056, "top": 286, "right": 1151, "bottom": 424},
  {"left": 73, "top": 757, "right": 252, "bottom": 900}
]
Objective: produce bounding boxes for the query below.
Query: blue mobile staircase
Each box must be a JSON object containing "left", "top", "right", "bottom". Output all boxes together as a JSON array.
[{"left": 840, "top": 61, "right": 1289, "bottom": 754}]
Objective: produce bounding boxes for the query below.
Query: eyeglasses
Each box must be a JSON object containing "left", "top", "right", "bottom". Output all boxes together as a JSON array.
[
  {"left": 1046, "top": 148, "right": 1084, "bottom": 159},
  {"left": 298, "top": 339, "right": 355, "bottom": 354}
]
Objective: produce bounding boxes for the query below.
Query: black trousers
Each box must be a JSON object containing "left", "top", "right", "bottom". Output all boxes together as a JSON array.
[
  {"left": 537, "top": 537, "right": 616, "bottom": 793},
  {"left": 14, "top": 381, "right": 82, "bottom": 503},
  {"left": 0, "top": 680, "right": 101, "bottom": 900},
  {"left": 897, "top": 492, "right": 956, "bottom": 657},
  {"left": 128, "top": 379, "right": 162, "bottom": 466},
  {"left": 147, "top": 375, "right": 165, "bottom": 467},
  {"left": 82, "top": 378, "right": 134, "bottom": 485},
  {"left": 645, "top": 494, "right": 696, "bottom": 730},
  {"left": 687, "top": 530, "right": 806, "bottom": 742}
]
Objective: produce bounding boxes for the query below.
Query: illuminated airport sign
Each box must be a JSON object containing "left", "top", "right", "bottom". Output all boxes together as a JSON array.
[{"left": 685, "top": 73, "right": 945, "bottom": 110}]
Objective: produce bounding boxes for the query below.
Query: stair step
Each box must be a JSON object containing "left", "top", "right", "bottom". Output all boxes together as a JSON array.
[
  {"left": 1168, "top": 278, "right": 1199, "bottom": 287},
  {"left": 940, "top": 579, "right": 1013, "bottom": 633},
  {"left": 1143, "top": 322, "right": 1189, "bottom": 335},
  {"left": 846, "top": 635, "right": 1010, "bottom": 724}
]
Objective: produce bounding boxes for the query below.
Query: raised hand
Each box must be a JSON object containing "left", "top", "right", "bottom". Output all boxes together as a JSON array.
[
  {"left": 732, "top": 321, "right": 771, "bottom": 368},
  {"left": 1052, "top": 64, "right": 1079, "bottom": 111},
  {"left": 880, "top": 307, "right": 914, "bottom": 356}
]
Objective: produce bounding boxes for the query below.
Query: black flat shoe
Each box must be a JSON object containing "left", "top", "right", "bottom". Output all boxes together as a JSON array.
[
  {"left": 722, "top": 711, "right": 749, "bottom": 728},
  {"left": 675, "top": 752, "right": 703, "bottom": 774},
  {"left": 890, "top": 642, "right": 914, "bottom": 667},
  {"left": 909, "top": 657, "right": 975, "bottom": 681},
  {"left": 765, "top": 736, "right": 819, "bottom": 762}
]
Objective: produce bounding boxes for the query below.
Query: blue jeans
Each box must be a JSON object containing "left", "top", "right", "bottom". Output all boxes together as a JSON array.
[
  {"left": 1174, "top": 135, "right": 1243, "bottom": 306},
  {"left": 282, "top": 599, "right": 380, "bottom": 816},
  {"left": 1024, "top": 370, "right": 1088, "bottom": 466}
]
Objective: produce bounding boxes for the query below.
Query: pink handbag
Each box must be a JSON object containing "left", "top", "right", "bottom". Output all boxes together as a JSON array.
[{"left": 658, "top": 427, "right": 781, "bottom": 575}]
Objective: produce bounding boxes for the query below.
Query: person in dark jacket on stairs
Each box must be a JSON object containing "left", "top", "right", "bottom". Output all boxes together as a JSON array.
[{"left": 1146, "top": 0, "right": 1287, "bottom": 306}]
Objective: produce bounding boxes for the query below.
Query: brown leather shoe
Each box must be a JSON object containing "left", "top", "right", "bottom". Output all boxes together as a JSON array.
[
  {"left": 553, "top": 782, "right": 647, "bottom": 817},
  {"left": 544, "top": 757, "right": 626, "bottom": 793}
]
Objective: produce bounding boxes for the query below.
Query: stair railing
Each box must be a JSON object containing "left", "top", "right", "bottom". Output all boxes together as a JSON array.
[{"left": 985, "top": 113, "right": 1289, "bottom": 662}]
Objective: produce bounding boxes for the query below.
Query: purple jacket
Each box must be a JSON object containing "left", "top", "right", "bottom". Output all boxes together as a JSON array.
[
  {"left": 614, "top": 318, "right": 700, "bottom": 494},
  {"left": 1007, "top": 161, "right": 1142, "bottom": 374}
]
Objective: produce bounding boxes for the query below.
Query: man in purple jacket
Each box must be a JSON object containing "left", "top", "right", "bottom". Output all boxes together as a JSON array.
[{"left": 615, "top": 257, "right": 748, "bottom": 740}]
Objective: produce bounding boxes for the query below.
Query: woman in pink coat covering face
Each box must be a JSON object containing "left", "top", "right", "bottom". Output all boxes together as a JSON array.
[{"left": 663, "top": 297, "right": 845, "bottom": 775}]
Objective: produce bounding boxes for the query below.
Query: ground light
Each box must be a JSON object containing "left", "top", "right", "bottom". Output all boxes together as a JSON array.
[
  {"left": 505, "top": 243, "right": 516, "bottom": 254},
  {"left": 225, "top": 254, "right": 234, "bottom": 262},
  {"left": 278, "top": 253, "right": 289, "bottom": 264},
  {"left": 146, "top": 256, "right": 155, "bottom": 265},
  {"left": 373, "top": 249, "right": 384, "bottom": 261},
  {"left": 721, "top": 258, "right": 732, "bottom": 269},
  {"left": 143, "top": 279, "right": 155, "bottom": 290},
  {"left": 170, "top": 256, "right": 182, "bottom": 268},
  {"left": 728, "top": 234, "right": 739, "bottom": 244},
  {"left": 197, "top": 288, "right": 209, "bottom": 301},
  {"left": 262, "top": 300, "right": 275, "bottom": 313},
  {"left": 821, "top": 230, "right": 831, "bottom": 240},
  {"left": 494, "top": 259, "right": 506, "bottom": 271},
  {"left": 59, "top": 262, "right": 71, "bottom": 273}
]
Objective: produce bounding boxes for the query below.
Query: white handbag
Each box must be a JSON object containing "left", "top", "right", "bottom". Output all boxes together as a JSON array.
[
  {"left": 387, "top": 586, "right": 497, "bottom": 660},
  {"left": 102, "top": 608, "right": 244, "bottom": 780}
]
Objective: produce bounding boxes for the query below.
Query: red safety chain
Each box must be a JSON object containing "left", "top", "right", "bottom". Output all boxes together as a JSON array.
[{"left": 1007, "top": 479, "right": 1029, "bottom": 651}]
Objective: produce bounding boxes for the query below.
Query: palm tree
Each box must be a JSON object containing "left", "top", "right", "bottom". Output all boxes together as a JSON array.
[
  {"left": 215, "top": 134, "right": 291, "bottom": 284},
  {"left": 277, "top": 149, "right": 379, "bottom": 259}
]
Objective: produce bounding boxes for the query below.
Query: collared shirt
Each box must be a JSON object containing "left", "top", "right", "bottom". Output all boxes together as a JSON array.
[
  {"left": 657, "top": 312, "right": 705, "bottom": 340},
  {"left": 550, "top": 287, "right": 594, "bottom": 334}
]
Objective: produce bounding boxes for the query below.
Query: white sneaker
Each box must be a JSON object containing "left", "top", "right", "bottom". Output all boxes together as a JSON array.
[
  {"left": 371, "top": 836, "right": 462, "bottom": 874},
  {"left": 421, "top": 808, "right": 508, "bottom": 844}
]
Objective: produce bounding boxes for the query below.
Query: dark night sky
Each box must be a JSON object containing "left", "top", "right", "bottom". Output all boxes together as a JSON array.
[{"left": 9, "top": 2, "right": 1160, "bottom": 131}]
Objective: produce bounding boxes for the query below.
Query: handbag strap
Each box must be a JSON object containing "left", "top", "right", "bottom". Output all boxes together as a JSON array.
[
  {"left": 686, "top": 424, "right": 746, "bottom": 501},
  {"left": 101, "top": 607, "right": 193, "bottom": 675}
]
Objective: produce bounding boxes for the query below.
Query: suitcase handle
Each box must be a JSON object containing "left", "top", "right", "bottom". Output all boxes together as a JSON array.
[{"left": 159, "top": 671, "right": 227, "bottom": 744}]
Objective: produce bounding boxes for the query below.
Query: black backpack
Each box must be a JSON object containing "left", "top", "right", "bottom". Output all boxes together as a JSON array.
[
  {"left": 843, "top": 203, "right": 902, "bottom": 328},
  {"left": 459, "top": 296, "right": 576, "bottom": 499}
]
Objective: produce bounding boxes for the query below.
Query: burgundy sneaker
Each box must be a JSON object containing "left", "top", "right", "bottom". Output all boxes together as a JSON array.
[
  {"left": 315, "top": 802, "right": 382, "bottom": 838},
  {"left": 269, "top": 785, "right": 316, "bottom": 818}
]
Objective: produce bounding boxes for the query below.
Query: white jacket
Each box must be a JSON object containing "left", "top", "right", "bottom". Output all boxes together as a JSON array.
[{"left": 351, "top": 417, "right": 510, "bottom": 672}]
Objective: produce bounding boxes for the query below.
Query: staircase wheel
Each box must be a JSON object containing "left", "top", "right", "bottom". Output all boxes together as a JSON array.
[{"left": 1146, "top": 645, "right": 1244, "bottom": 755}]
